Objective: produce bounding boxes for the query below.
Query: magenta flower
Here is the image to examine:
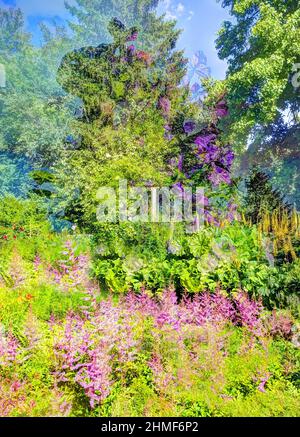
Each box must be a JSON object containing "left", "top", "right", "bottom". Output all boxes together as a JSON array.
[
  {"left": 215, "top": 100, "right": 228, "bottom": 118},
  {"left": 127, "top": 44, "right": 135, "bottom": 53},
  {"left": 220, "top": 149, "right": 235, "bottom": 167},
  {"left": 258, "top": 375, "right": 271, "bottom": 393},
  {"left": 127, "top": 31, "right": 138, "bottom": 42}
]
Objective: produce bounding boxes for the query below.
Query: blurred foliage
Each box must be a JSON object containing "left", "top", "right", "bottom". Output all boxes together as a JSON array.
[{"left": 243, "top": 169, "right": 292, "bottom": 224}]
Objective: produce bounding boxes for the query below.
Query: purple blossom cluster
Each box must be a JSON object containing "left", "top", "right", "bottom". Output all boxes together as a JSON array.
[
  {"left": 194, "top": 131, "right": 234, "bottom": 187},
  {"left": 215, "top": 100, "right": 228, "bottom": 118},
  {"left": 183, "top": 121, "right": 196, "bottom": 134},
  {"left": 167, "top": 97, "right": 236, "bottom": 227},
  {"left": 267, "top": 311, "right": 294, "bottom": 340},
  {"left": 178, "top": 98, "right": 232, "bottom": 187},
  {"left": 54, "top": 297, "right": 139, "bottom": 407},
  {"left": 124, "top": 289, "right": 264, "bottom": 334}
]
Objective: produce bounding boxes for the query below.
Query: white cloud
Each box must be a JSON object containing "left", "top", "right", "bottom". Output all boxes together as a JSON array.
[
  {"left": 160, "top": 1, "right": 194, "bottom": 22},
  {"left": 187, "top": 10, "right": 194, "bottom": 21},
  {"left": 176, "top": 3, "right": 185, "bottom": 15}
]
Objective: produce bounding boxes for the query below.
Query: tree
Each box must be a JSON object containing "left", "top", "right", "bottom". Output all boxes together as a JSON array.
[
  {"left": 0, "top": 7, "right": 30, "bottom": 53},
  {"left": 210, "top": 0, "right": 300, "bottom": 208},
  {"left": 214, "top": 0, "right": 299, "bottom": 146},
  {"left": 54, "top": 17, "right": 195, "bottom": 227},
  {"left": 243, "top": 169, "right": 291, "bottom": 224},
  {"left": 0, "top": 1, "right": 182, "bottom": 200},
  {"left": 65, "top": 0, "right": 180, "bottom": 51},
  {"left": 240, "top": 123, "right": 300, "bottom": 208},
  {"left": 0, "top": 7, "right": 75, "bottom": 170}
]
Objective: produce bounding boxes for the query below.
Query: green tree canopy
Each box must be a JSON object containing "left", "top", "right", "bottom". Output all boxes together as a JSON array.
[
  {"left": 53, "top": 17, "right": 196, "bottom": 227},
  {"left": 214, "top": 0, "right": 300, "bottom": 146},
  {"left": 65, "top": 0, "right": 180, "bottom": 51}
]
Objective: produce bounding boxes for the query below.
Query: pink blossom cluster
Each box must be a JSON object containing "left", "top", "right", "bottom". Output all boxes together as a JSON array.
[
  {"left": 54, "top": 289, "right": 268, "bottom": 407},
  {"left": 48, "top": 241, "right": 90, "bottom": 291},
  {"left": 0, "top": 332, "right": 19, "bottom": 366}
]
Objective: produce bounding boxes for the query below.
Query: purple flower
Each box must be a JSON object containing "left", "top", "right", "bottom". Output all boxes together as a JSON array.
[
  {"left": 208, "top": 166, "right": 231, "bottom": 186},
  {"left": 164, "top": 133, "right": 174, "bottom": 141},
  {"left": 203, "top": 144, "right": 220, "bottom": 163},
  {"left": 186, "top": 164, "right": 203, "bottom": 178},
  {"left": 183, "top": 121, "right": 196, "bottom": 134},
  {"left": 195, "top": 134, "right": 216, "bottom": 152},
  {"left": 216, "top": 108, "right": 228, "bottom": 118},
  {"left": 235, "top": 292, "right": 263, "bottom": 333},
  {"left": 226, "top": 150, "right": 235, "bottom": 166},
  {"left": 204, "top": 210, "right": 220, "bottom": 226},
  {"left": 215, "top": 100, "right": 228, "bottom": 118},
  {"left": 258, "top": 375, "right": 270, "bottom": 393},
  {"left": 203, "top": 196, "right": 209, "bottom": 206},
  {"left": 226, "top": 202, "right": 239, "bottom": 222},
  {"left": 178, "top": 154, "right": 184, "bottom": 171},
  {"left": 127, "top": 44, "right": 135, "bottom": 53},
  {"left": 172, "top": 182, "right": 184, "bottom": 195},
  {"left": 219, "top": 149, "right": 234, "bottom": 167}
]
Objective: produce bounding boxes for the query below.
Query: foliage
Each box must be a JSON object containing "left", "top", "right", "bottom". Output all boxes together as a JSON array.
[
  {"left": 0, "top": 196, "right": 50, "bottom": 235},
  {"left": 239, "top": 124, "right": 300, "bottom": 208},
  {"left": 0, "top": 0, "right": 299, "bottom": 419},
  {"left": 65, "top": 0, "right": 180, "bottom": 50},
  {"left": 91, "top": 221, "right": 298, "bottom": 307},
  {"left": 243, "top": 169, "right": 292, "bottom": 224},
  {"left": 0, "top": 153, "right": 33, "bottom": 198},
  {"left": 214, "top": 0, "right": 300, "bottom": 145},
  {"left": 209, "top": 1, "right": 300, "bottom": 208},
  {"left": 0, "top": 245, "right": 299, "bottom": 417},
  {"left": 0, "top": 8, "right": 74, "bottom": 169},
  {"left": 53, "top": 16, "right": 194, "bottom": 227}
]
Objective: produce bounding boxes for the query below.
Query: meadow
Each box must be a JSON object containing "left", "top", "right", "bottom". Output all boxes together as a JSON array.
[{"left": 0, "top": 198, "right": 299, "bottom": 417}]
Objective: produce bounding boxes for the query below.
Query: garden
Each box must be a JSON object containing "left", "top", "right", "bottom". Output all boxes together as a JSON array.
[{"left": 0, "top": 0, "right": 299, "bottom": 418}]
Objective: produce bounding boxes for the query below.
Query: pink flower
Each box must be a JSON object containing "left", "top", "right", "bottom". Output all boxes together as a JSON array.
[
  {"left": 127, "top": 31, "right": 138, "bottom": 42},
  {"left": 10, "top": 380, "right": 22, "bottom": 392},
  {"left": 258, "top": 374, "right": 271, "bottom": 393}
]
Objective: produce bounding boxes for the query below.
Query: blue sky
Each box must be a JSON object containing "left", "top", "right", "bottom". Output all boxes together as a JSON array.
[{"left": 0, "top": 0, "right": 231, "bottom": 79}]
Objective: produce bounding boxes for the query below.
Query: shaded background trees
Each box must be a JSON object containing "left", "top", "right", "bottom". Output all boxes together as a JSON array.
[{"left": 209, "top": 0, "right": 300, "bottom": 207}]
